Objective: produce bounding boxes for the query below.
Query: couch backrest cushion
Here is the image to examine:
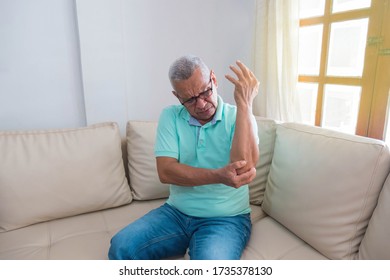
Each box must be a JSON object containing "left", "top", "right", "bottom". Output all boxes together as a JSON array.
[
  {"left": 262, "top": 123, "right": 390, "bottom": 259},
  {"left": 0, "top": 122, "right": 132, "bottom": 232},
  {"left": 358, "top": 172, "right": 390, "bottom": 259},
  {"left": 127, "top": 121, "right": 170, "bottom": 200},
  {"left": 126, "top": 117, "right": 277, "bottom": 204},
  {"left": 249, "top": 117, "right": 278, "bottom": 205}
]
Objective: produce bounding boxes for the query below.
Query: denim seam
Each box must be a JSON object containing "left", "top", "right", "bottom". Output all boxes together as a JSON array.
[{"left": 134, "top": 232, "right": 187, "bottom": 259}]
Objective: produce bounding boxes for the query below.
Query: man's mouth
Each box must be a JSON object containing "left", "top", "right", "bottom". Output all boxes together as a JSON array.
[{"left": 197, "top": 107, "right": 211, "bottom": 114}]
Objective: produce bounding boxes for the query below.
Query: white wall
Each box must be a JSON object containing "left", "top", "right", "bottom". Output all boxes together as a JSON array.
[
  {"left": 0, "top": 0, "right": 256, "bottom": 132},
  {"left": 0, "top": 0, "right": 86, "bottom": 130},
  {"left": 77, "top": 0, "right": 256, "bottom": 133}
]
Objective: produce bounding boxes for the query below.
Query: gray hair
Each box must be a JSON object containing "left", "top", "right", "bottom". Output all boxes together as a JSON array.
[{"left": 168, "top": 55, "right": 210, "bottom": 84}]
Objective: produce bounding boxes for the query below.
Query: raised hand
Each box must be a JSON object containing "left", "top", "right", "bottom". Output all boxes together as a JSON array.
[{"left": 225, "top": 60, "right": 259, "bottom": 107}]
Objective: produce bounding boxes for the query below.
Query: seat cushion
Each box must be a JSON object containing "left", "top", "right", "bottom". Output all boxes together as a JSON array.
[
  {"left": 262, "top": 123, "right": 390, "bottom": 259},
  {"left": 0, "top": 200, "right": 263, "bottom": 260},
  {"left": 242, "top": 216, "right": 328, "bottom": 260},
  {"left": 0, "top": 200, "right": 165, "bottom": 260},
  {"left": 0, "top": 122, "right": 131, "bottom": 232}
]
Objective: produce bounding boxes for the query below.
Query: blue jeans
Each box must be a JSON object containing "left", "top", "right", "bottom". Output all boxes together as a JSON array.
[{"left": 108, "top": 203, "right": 251, "bottom": 260}]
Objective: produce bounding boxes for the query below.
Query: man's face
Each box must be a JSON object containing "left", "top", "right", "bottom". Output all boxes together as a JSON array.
[{"left": 172, "top": 68, "right": 218, "bottom": 125}]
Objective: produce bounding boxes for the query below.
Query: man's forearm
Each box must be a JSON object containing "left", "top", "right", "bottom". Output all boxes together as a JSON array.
[
  {"left": 230, "top": 105, "right": 259, "bottom": 174},
  {"left": 225, "top": 60, "right": 260, "bottom": 174},
  {"left": 157, "top": 158, "right": 219, "bottom": 186},
  {"left": 156, "top": 157, "right": 256, "bottom": 188}
]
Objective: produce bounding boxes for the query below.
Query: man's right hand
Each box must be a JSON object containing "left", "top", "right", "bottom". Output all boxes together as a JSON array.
[{"left": 217, "top": 160, "right": 256, "bottom": 189}]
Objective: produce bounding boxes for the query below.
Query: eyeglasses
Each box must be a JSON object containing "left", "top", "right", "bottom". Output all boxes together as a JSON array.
[{"left": 178, "top": 79, "right": 214, "bottom": 106}]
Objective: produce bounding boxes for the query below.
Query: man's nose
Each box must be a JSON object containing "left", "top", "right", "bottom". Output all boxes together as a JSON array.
[{"left": 195, "top": 97, "right": 207, "bottom": 108}]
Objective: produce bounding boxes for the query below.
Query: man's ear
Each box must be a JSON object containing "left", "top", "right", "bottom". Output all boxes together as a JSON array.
[
  {"left": 210, "top": 70, "right": 218, "bottom": 88},
  {"left": 172, "top": 91, "right": 178, "bottom": 98}
]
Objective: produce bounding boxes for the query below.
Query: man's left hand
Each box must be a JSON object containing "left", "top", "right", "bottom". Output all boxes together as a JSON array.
[{"left": 225, "top": 60, "right": 259, "bottom": 107}]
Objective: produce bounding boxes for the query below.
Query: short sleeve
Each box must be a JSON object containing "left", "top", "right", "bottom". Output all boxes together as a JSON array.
[{"left": 154, "top": 107, "right": 180, "bottom": 159}]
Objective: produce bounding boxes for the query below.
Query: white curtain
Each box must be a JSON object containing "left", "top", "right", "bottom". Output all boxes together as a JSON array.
[{"left": 253, "top": 0, "right": 301, "bottom": 122}]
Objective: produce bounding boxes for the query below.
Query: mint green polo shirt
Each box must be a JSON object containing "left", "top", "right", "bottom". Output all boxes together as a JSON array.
[{"left": 154, "top": 96, "right": 258, "bottom": 218}]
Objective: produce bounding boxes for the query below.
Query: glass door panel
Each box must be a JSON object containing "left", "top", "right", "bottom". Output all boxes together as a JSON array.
[
  {"left": 297, "top": 83, "right": 318, "bottom": 125},
  {"left": 299, "top": 0, "right": 326, "bottom": 18},
  {"left": 322, "top": 84, "right": 361, "bottom": 134},
  {"left": 327, "top": 18, "right": 369, "bottom": 77},
  {"left": 332, "top": 0, "right": 371, "bottom": 13},
  {"left": 298, "top": 25, "right": 323, "bottom": 75}
]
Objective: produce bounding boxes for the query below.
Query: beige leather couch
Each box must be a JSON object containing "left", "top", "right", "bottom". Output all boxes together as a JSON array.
[{"left": 1, "top": 118, "right": 389, "bottom": 260}]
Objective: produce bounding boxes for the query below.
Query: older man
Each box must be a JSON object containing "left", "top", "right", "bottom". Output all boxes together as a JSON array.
[{"left": 109, "top": 55, "right": 259, "bottom": 260}]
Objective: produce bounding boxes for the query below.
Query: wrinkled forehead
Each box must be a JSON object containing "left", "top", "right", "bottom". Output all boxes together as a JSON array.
[{"left": 172, "top": 68, "right": 209, "bottom": 96}]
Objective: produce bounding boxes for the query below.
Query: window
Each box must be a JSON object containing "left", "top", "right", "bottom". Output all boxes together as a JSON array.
[{"left": 298, "top": 0, "right": 390, "bottom": 140}]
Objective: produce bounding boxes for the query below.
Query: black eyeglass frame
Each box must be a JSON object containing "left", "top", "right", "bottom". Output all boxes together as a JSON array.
[{"left": 178, "top": 78, "right": 214, "bottom": 106}]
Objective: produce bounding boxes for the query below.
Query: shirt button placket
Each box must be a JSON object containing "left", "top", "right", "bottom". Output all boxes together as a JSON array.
[{"left": 198, "top": 128, "right": 205, "bottom": 148}]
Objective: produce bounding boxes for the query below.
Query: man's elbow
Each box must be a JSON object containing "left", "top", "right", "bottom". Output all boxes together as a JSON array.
[
  {"left": 234, "top": 148, "right": 259, "bottom": 175},
  {"left": 251, "top": 147, "right": 260, "bottom": 168},
  {"left": 244, "top": 146, "right": 260, "bottom": 168},
  {"left": 156, "top": 157, "right": 172, "bottom": 184},
  {"left": 245, "top": 153, "right": 259, "bottom": 171},
  {"left": 157, "top": 168, "right": 170, "bottom": 184}
]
